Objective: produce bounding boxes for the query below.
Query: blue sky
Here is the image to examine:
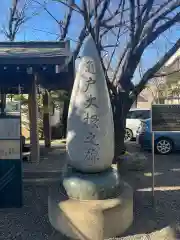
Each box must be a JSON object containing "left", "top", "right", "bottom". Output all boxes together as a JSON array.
[{"left": 0, "top": 0, "right": 179, "bottom": 84}]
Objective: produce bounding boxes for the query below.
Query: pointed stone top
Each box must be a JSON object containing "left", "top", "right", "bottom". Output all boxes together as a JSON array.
[
  {"left": 82, "top": 35, "right": 100, "bottom": 61},
  {"left": 67, "top": 33, "right": 114, "bottom": 172}
]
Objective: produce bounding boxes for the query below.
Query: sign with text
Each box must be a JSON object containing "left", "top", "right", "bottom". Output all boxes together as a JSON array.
[
  {"left": 0, "top": 114, "right": 22, "bottom": 208},
  {"left": 0, "top": 118, "right": 20, "bottom": 139},
  {"left": 151, "top": 104, "right": 180, "bottom": 132},
  {"left": 0, "top": 140, "right": 20, "bottom": 159}
]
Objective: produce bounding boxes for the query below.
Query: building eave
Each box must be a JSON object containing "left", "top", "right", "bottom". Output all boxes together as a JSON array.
[{"left": 0, "top": 41, "right": 72, "bottom": 65}]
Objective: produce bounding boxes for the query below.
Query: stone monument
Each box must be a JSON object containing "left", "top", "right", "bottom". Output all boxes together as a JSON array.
[{"left": 48, "top": 35, "right": 133, "bottom": 240}]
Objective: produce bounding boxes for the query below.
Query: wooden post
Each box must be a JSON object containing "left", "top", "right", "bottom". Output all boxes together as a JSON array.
[
  {"left": 28, "top": 94, "right": 32, "bottom": 141},
  {"left": 0, "top": 90, "right": 6, "bottom": 113},
  {"left": 43, "top": 89, "right": 51, "bottom": 148},
  {"left": 62, "top": 96, "right": 69, "bottom": 139},
  {"left": 30, "top": 74, "right": 40, "bottom": 163}
]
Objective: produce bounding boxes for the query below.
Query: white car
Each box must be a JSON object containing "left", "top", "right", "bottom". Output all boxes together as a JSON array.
[{"left": 125, "top": 108, "right": 150, "bottom": 142}]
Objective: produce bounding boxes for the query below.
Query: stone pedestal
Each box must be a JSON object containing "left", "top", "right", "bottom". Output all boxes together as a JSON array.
[
  {"left": 48, "top": 167, "right": 133, "bottom": 240},
  {"left": 48, "top": 35, "right": 133, "bottom": 239}
]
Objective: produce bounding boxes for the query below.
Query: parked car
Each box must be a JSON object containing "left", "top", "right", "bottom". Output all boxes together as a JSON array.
[
  {"left": 136, "top": 118, "right": 180, "bottom": 154},
  {"left": 125, "top": 108, "right": 150, "bottom": 142}
]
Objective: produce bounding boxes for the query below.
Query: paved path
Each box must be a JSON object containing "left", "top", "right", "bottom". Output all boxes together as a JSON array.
[
  {"left": 23, "top": 144, "right": 66, "bottom": 173},
  {"left": 23, "top": 144, "right": 66, "bottom": 184}
]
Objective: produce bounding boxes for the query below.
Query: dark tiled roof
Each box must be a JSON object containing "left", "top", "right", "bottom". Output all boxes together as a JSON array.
[{"left": 0, "top": 41, "right": 72, "bottom": 65}]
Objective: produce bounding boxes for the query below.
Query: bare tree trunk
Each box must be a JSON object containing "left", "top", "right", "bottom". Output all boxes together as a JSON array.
[{"left": 113, "top": 92, "right": 131, "bottom": 163}]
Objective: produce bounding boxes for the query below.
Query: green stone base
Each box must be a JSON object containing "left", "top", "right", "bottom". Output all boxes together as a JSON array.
[{"left": 62, "top": 166, "right": 122, "bottom": 200}]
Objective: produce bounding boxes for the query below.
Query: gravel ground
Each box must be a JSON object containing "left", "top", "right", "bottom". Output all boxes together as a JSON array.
[
  {"left": 0, "top": 185, "right": 66, "bottom": 240},
  {"left": 1, "top": 142, "right": 180, "bottom": 239}
]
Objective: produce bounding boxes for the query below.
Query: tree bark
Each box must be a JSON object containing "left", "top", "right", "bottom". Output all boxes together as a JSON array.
[
  {"left": 43, "top": 90, "right": 51, "bottom": 148},
  {"left": 62, "top": 97, "right": 70, "bottom": 139},
  {"left": 0, "top": 92, "right": 6, "bottom": 114},
  {"left": 113, "top": 92, "right": 131, "bottom": 163},
  {"left": 28, "top": 94, "right": 32, "bottom": 140}
]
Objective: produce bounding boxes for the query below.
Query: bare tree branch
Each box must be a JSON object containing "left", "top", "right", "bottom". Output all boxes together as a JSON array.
[
  {"left": 136, "top": 0, "right": 141, "bottom": 28},
  {"left": 131, "top": 38, "right": 180, "bottom": 99},
  {"left": 3, "top": 0, "right": 30, "bottom": 41},
  {"left": 105, "top": 0, "right": 123, "bottom": 24},
  {"left": 31, "top": 27, "right": 60, "bottom": 37},
  {"left": 111, "top": 45, "right": 129, "bottom": 84},
  {"left": 81, "top": 0, "right": 105, "bottom": 47},
  {"left": 102, "top": 44, "right": 119, "bottom": 49},
  {"left": 52, "top": 0, "right": 82, "bottom": 13},
  {"left": 33, "top": 0, "right": 82, "bottom": 41},
  {"left": 149, "top": 0, "right": 180, "bottom": 21},
  {"left": 106, "top": 0, "right": 125, "bottom": 78},
  {"left": 73, "top": 0, "right": 105, "bottom": 58},
  {"left": 129, "top": 0, "right": 135, "bottom": 42},
  {"left": 149, "top": 1, "right": 180, "bottom": 30},
  {"left": 100, "top": 56, "right": 117, "bottom": 94},
  {"left": 81, "top": 0, "right": 91, "bottom": 32},
  {"left": 131, "top": 0, "right": 154, "bottom": 49},
  {"left": 32, "top": 0, "right": 60, "bottom": 24},
  {"left": 139, "top": 12, "right": 180, "bottom": 51},
  {"left": 73, "top": 24, "right": 87, "bottom": 59},
  {"left": 102, "top": 1, "right": 145, "bottom": 25},
  {"left": 95, "top": 0, "right": 110, "bottom": 43},
  {"left": 60, "top": 0, "right": 74, "bottom": 40},
  {"left": 140, "top": 0, "right": 154, "bottom": 18},
  {"left": 98, "top": 0, "right": 110, "bottom": 22},
  {"left": 116, "top": 10, "right": 180, "bottom": 93},
  {"left": 139, "top": 1, "right": 180, "bottom": 42},
  {"left": 33, "top": 0, "right": 71, "bottom": 39},
  {"left": 100, "top": 25, "right": 121, "bottom": 40},
  {"left": 154, "top": 69, "right": 180, "bottom": 78}
]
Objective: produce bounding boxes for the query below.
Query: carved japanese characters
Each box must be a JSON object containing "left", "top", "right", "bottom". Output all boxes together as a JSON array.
[{"left": 66, "top": 35, "right": 114, "bottom": 172}]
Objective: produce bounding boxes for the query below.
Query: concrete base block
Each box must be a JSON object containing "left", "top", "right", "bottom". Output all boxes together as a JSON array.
[{"left": 48, "top": 181, "right": 133, "bottom": 240}]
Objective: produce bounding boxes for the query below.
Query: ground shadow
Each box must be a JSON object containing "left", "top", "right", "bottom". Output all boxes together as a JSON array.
[
  {"left": 121, "top": 143, "right": 180, "bottom": 237},
  {"left": 118, "top": 189, "right": 180, "bottom": 240}
]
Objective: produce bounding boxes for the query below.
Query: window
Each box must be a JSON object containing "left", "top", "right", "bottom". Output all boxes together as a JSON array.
[
  {"left": 127, "top": 110, "right": 150, "bottom": 119},
  {"left": 141, "top": 110, "right": 150, "bottom": 119},
  {"left": 130, "top": 110, "right": 143, "bottom": 119}
]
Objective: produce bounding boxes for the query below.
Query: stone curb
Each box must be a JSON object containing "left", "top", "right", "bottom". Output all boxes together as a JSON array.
[{"left": 23, "top": 177, "right": 61, "bottom": 185}]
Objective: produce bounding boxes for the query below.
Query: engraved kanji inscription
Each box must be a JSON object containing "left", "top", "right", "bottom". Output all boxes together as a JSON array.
[
  {"left": 84, "top": 60, "right": 96, "bottom": 74},
  {"left": 85, "top": 94, "right": 98, "bottom": 109},
  {"left": 84, "top": 77, "right": 96, "bottom": 92},
  {"left": 84, "top": 132, "right": 99, "bottom": 146},
  {"left": 84, "top": 148, "right": 99, "bottom": 164},
  {"left": 84, "top": 113, "right": 99, "bottom": 128}
]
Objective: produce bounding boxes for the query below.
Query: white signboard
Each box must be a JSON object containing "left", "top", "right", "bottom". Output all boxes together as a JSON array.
[
  {"left": 0, "top": 140, "right": 20, "bottom": 160},
  {"left": 0, "top": 118, "right": 20, "bottom": 139}
]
